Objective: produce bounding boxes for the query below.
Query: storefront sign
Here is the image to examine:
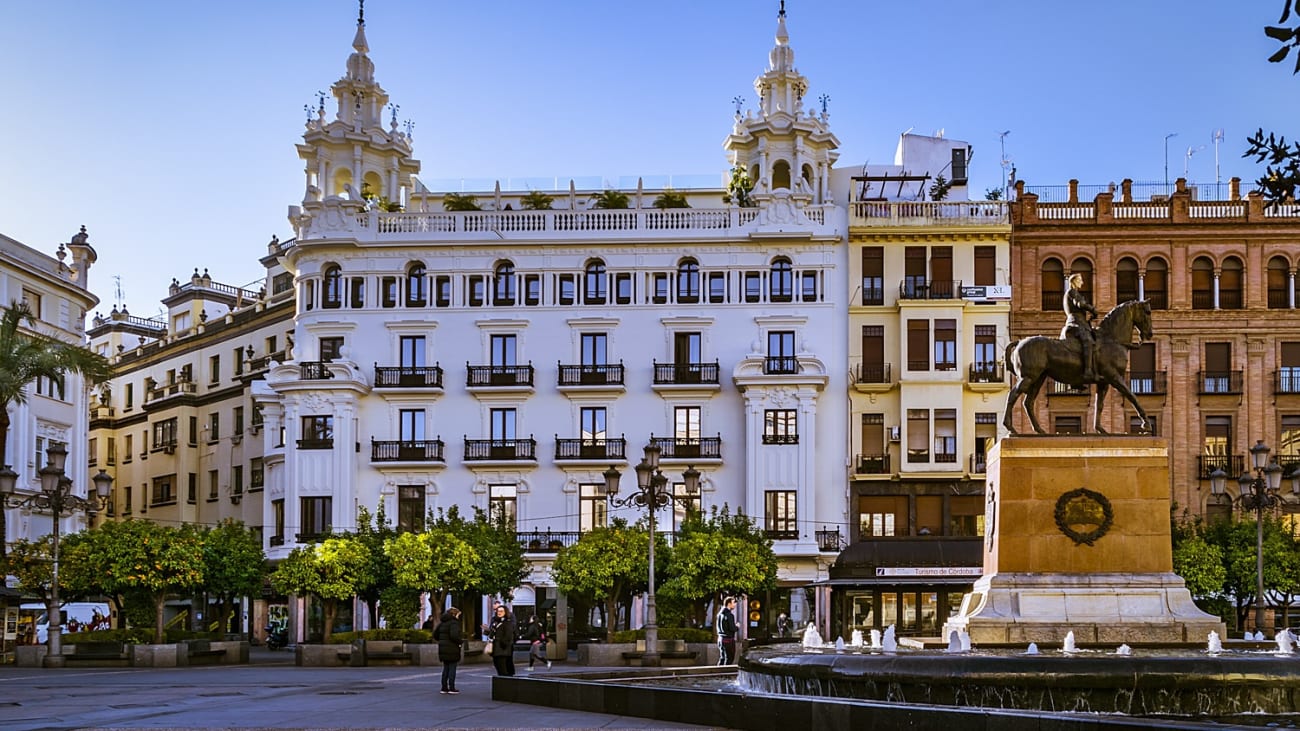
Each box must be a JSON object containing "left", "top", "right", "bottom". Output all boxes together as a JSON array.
[
  {"left": 961, "top": 285, "right": 1012, "bottom": 300},
  {"left": 875, "top": 567, "right": 983, "bottom": 577}
]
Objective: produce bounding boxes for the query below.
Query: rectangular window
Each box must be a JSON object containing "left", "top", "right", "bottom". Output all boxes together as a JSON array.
[
  {"left": 951, "top": 147, "right": 968, "bottom": 183},
  {"left": 949, "top": 495, "right": 984, "bottom": 537},
  {"left": 861, "top": 413, "right": 885, "bottom": 457},
  {"left": 558, "top": 274, "right": 576, "bottom": 305},
  {"left": 614, "top": 273, "right": 632, "bottom": 304},
  {"left": 973, "top": 324, "right": 996, "bottom": 373},
  {"left": 399, "top": 336, "right": 426, "bottom": 368},
  {"left": 763, "top": 409, "right": 798, "bottom": 444},
  {"left": 232, "top": 465, "right": 243, "bottom": 496},
  {"left": 930, "top": 246, "right": 953, "bottom": 297},
  {"left": 400, "top": 409, "right": 426, "bottom": 441},
  {"left": 301, "top": 415, "right": 334, "bottom": 447},
  {"left": 584, "top": 267, "right": 606, "bottom": 305},
  {"left": 272, "top": 499, "right": 285, "bottom": 542},
  {"left": 903, "top": 246, "right": 927, "bottom": 297},
  {"left": 33, "top": 436, "right": 44, "bottom": 470},
  {"left": 123, "top": 434, "right": 133, "bottom": 463},
  {"left": 675, "top": 406, "right": 701, "bottom": 440},
  {"left": 320, "top": 336, "right": 344, "bottom": 362},
  {"left": 524, "top": 274, "right": 541, "bottom": 306},
  {"left": 434, "top": 275, "right": 451, "bottom": 308},
  {"left": 250, "top": 457, "right": 264, "bottom": 489},
  {"left": 1282, "top": 416, "right": 1300, "bottom": 462},
  {"left": 468, "top": 276, "right": 486, "bottom": 307},
  {"left": 124, "top": 383, "right": 134, "bottom": 411},
  {"left": 907, "top": 320, "right": 929, "bottom": 371},
  {"left": 907, "top": 409, "right": 930, "bottom": 463},
  {"left": 21, "top": 289, "right": 41, "bottom": 317},
  {"left": 934, "top": 319, "right": 956, "bottom": 370},
  {"left": 652, "top": 273, "right": 669, "bottom": 304},
  {"left": 189, "top": 416, "right": 198, "bottom": 446},
  {"left": 764, "top": 491, "right": 797, "bottom": 537},
  {"left": 152, "top": 418, "right": 177, "bottom": 449},
  {"left": 1054, "top": 415, "right": 1083, "bottom": 434},
  {"left": 489, "top": 484, "right": 517, "bottom": 528},
  {"left": 397, "top": 485, "right": 425, "bottom": 532},
  {"left": 934, "top": 409, "right": 957, "bottom": 463},
  {"left": 581, "top": 333, "right": 607, "bottom": 365},
  {"left": 381, "top": 276, "right": 398, "bottom": 308},
  {"left": 862, "top": 247, "right": 884, "bottom": 305},
  {"left": 580, "top": 407, "right": 606, "bottom": 441},
  {"left": 491, "top": 408, "right": 517, "bottom": 440},
  {"left": 673, "top": 332, "right": 701, "bottom": 364},
  {"left": 859, "top": 325, "right": 885, "bottom": 383},
  {"left": 767, "top": 330, "right": 796, "bottom": 374},
  {"left": 301, "top": 497, "right": 332, "bottom": 538},
  {"left": 491, "top": 334, "right": 517, "bottom": 366},
  {"left": 123, "top": 485, "right": 132, "bottom": 515},
  {"left": 209, "top": 354, "right": 221, "bottom": 384},
  {"left": 208, "top": 470, "right": 219, "bottom": 500},
  {"left": 207, "top": 412, "right": 220, "bottom": 442},
  {"left": 974, "top": 246, "right": 996, "bottom": 286},
  {"left": 350, "top": 277, "right": 366, "bottom": 308},
  {"left": 859, "top": 495, "right": 907, "bottom": 537},
  {"left": 580, "top": 483, "right": 607, "bottom": 532},
  {"left": 671, "top": 481, "right": 702, "bottom": 533},
  {"left": 233, "top": 347, "right": 245, "bottom": 376},
  {"left": 106, "top": 437, "right": 116, "bottom": 466},
  {"left": 187, "top": 472, "right": 196, "bottom": 503},
  {"left": 1204, "top": 342, "right": 1232, "bottom": 392},
  {"left": 708, "top": 272, "right": 727, "bottom": 303},
  {"left": 744, "top": 272, "right": 762, "bottom": 303}
]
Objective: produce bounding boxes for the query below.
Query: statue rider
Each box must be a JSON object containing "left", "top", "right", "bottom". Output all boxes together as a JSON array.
[{"left": 1062, "top": 273, "right": 1098, "bottom": 382}]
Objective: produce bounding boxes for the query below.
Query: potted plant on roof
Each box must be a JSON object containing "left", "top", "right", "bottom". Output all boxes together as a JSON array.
[
  {"left": 722, "top": 165, "right": 756, "bottom": 207},
  {"left": 590, "top": 190, "right": 630, "bottom": 209},
  {"left": 442, "top": 193, "right": 482, "bottom": 211},
  {"left": 652, "top": 189, "right": 690, "bottom": 209},
  {"left": 520, "top": 190, "right": 554, "bottom": 210}
]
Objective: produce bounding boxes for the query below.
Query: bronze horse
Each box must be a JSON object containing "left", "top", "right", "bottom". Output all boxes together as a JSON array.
[{"left": 1002, "top": 299, "right": 1154, "bottom": 435}]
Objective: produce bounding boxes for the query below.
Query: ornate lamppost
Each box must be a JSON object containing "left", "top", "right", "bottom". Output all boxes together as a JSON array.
[
  {"left": 1209, "top": 440, "right": 1285, "bottom": 633},
  {"left": 603, "top": 443, "right": 699, "bottom": 667},
  {"left": 0, "top": 443, "right": 112, "bottom": 667}
]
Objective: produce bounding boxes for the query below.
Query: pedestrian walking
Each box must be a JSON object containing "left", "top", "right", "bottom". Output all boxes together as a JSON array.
[
  {"left": 485, "top": 604, "right": 517, "bottom": 676},
  {"left": 433, "top": 607, "right": 463, "bottom": 694},
  {"left": 776, "top": 612, "right": 791, "bottom": 638},
  {"left": 523, "top": 614, "right": 552, "bottom": 670},
  {"left": 716, "top": 596, "right": 738, "bottom": 665}
]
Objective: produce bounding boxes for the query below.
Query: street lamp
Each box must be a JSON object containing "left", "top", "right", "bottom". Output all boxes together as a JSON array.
[
  {"left": 1209, "top": 440, "right": 1285, "bottom": 633},
  {"left": 0, "top": 443, "right": 112, "bottom": 667},
  {"left": 603, "top": 442, "right": 700, "bottom": 667},
  {"left": 1164, "top": 132, "right": 1179, "bottom": 191}
]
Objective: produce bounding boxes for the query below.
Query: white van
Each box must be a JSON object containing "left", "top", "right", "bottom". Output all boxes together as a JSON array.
[{"left": 22, "top": 602, "right": 111, "bottom": 643}]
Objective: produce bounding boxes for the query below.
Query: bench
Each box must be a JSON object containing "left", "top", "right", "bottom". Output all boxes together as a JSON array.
[
  {"left": 341, "top": 639, "right": 413, "bottom": 666},
  {"left": 64, "top": 641, "right": 130, "bottom": 667}
]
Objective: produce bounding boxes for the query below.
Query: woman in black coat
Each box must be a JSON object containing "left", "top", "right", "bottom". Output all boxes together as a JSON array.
[
  {"left": 432, "top": 607, "right": 463, "bottom": 694},
  {"left": 485, "top": 604, "right": 516, "bottom": 676}
]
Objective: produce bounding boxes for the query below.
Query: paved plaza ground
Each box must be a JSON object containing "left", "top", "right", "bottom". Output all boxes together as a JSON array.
[{"left": 0, "top": 647, "right": 721, "bottom": 730}]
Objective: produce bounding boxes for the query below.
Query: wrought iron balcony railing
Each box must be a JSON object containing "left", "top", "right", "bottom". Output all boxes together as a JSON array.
[
  {"left": 296, "top": 438, "right": 334, "bottom": 450},
  {"left": 968, "top": 362, "right": 1004, "bottom": 384},
  {"left": 557, "top": 363, "right": 624, "bottom": 386},
  {"left": 1198, "top": 370, "right": 1243, "bottom": 395},
  {"left": 371, "top": 439, "right": 445, "bottom": 463},
  {"left": 299, "top": 361, "right": 334, "bottom": 380},
  {"left": 516, "top": 530, "right": 581, "bottom": 552},
  {"left": 1197, "top": 454, "right": 1244, "bottom": 479},
  {"left": 970, "top": 454, "right": 987, "bottom": 474},
  {"left": 467, "top": 364, "right": 534, "bottom": 387},
  {"left": 1128, "top": 371, "right": 1168, "bottom": 395},
  {"left": 815, "top": 528, "right": 846, "bottom": 552},
  {"left": 374, "top": 364, "right": 444, "bottom": 388},
  {"left": 554, "top": 437, "right": 627, "bottom": 461},
  {"left": 853, "top": 363, "right": 891, "bottom": 385},
  {"left": 464, "top": 437, "right": 537, "bottom": 461},
  {"left": 652, "top": 361, "right": 720, "bottom": 385},
  {"left": 1276, "top": 368, "right": 1300, "bottom": 395},
  {"left": 648, "top": 435, "right": 722, "bottom": 460},
  {"left": 855, "top": 454, "right": 891, "bottom": 475},
  {"left": 899, "top": 279, "right": 961, "bottom": 300},
  {"left": 763, "top": 356, "right": 799, "bottom": 375}
]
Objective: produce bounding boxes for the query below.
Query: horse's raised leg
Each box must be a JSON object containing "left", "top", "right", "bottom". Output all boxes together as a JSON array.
[
  {"left": 1093, "top": 381, "right": 1110, "bottom": 435},
  {"left": 1003, "top": 377, "right": 1033, "bottom": 434},
  {"left": 1022, "top": 375, "right": 1049, "bottom": 434},
  {"left": 1108, "top": 376, "right": 1150, "bottom": 434}
]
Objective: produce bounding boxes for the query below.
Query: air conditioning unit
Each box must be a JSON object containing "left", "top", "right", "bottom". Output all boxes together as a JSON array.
[{"left": 888, "top": 426, "right": 901, "bottom": 443}]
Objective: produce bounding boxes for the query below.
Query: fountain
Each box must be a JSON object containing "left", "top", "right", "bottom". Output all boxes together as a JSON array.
[
  {"left": 800, "top": 623, "right": 823, "bottom": 650},
  {"left": 1061, "top": 630, "right": 1077, "bottom": 654},
  {"left": 833, "top": 637, "right": 845, "bottom": 653},
  {"left": 1277, "top": 629, "right": 1294, "bottom": 655},
  {"left": 880, "top": 625, "right": 897, "bottom": 653},
  {"left": 1115, "top": 644, "right": 1131, "bottom": 656},
  {"left": 869, "top": 628, "right": 881, "bottom": 649},
  {"left": 945, "top": 631, "right": 962, "bottom": 653},
  {"left": 1025, "top": 642, "right": 1039, "bottom": 655},
  {"left": 849, "top": 629, "right": 864, "bottom": 647},
  {"left": 1206, "top": 631, "right": 1223, "bottom": 654}
]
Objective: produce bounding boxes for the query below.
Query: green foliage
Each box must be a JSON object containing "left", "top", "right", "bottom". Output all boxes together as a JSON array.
[
  {"left": 201, "top": 519, "right": 266, "bottom": 633},
  {"left": 551, "top": 520, "right": 651, "bottom": 642},
  {"left": 610, "top": 627, "right": 714, "bottom": 643},
  {"left": 1172, "top": 531, "right": 1227, "bottom": 599},
  {"left": 62, "top": 520, "right": 205, "bottom": 643},
  {"left": 984, "top": 187, "right": 1003, "bottom": 201},
  {"left": 328, "top": 628, "right": 432, "bottom": 644},
  {"left": 271, "top": 536, "right": 375, "bottom": 641},
  {"left": 658, "top": 505, "right": 777, "bottom": 624},
  {"left": 384, "top": 526, "right": 480, "bottom": 614},
  {"left": 431, "top": 505, "right": 527, "bottom": 600},
  {"left": 378, "top": 585, "right": 422, "bottom": 631},
  {"left": 652, "top": 189, "right": 690, "bottom": 209},
  {"left": 62, "top": 628, "right": 220, "bottom": 644},
  {"left": 722, "top": 165, "right": 755, "bottom": 207},
  {"left": 4, "top": 536, "right": 54, "bottom": 600},
  {"left": 1249, "top": 3, "right": 1300, "bottom": 205},
  {"left": 359, "top": 182, "right": 403, "bottom": 212},
  {"left": 520, "top": 190, "right": 555, "bottom": 210},
  {"left": 928, "top": 174, "right": 952, "bottom": 202},
  {"left": 0, "top": 300, "right": 113, "bottom": 560},
  {"left": 1194, "top": 515, "right": 1296, "bottom": 629},
  {"left": 590, "top": 190, "right": 630, "bottom": 210},
  {"left": 349, "top": 505, "right": 397, "bottom": 627},
  {"left": 442, "top": 192, "right": 482, "bottom": 211}
]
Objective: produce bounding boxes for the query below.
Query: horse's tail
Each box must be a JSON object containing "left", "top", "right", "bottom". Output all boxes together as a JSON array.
[{"left": 1004, "top": 340, "right": 1019, "bottom": 379}]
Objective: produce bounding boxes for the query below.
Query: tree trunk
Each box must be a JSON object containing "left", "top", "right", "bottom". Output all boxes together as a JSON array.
[
  {"left": 0, "top": 407, "right": 11, "bottom": 561},
  {"left": 604, "top": 596, "right": 618, "bottom": 643},
  {"left": 219, "top": 596, "right": 235, "bottom": 635},
  {"left": 154, "top": 595, "right": 166, "bottom": 644},
  {"left": 324, "top": 600, "right": 337, "bottom": 642}
]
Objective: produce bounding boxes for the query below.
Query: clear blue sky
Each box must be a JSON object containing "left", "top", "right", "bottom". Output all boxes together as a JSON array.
[{"left": 0, "top": 1, "right": 1292, "bottom": 317}]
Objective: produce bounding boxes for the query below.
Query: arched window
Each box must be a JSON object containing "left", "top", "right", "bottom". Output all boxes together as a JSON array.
[
  {"left": 1268, "top": 256, "right": 1291, "bottom": 309},
  {"left": 1115, "top": 258, "right": 1139, "bottom": 303},
  {"left": 1145, "top": 257, "right": 1169, "bottom": 309},
  {"left": 1070, "top": 258, "right": 1094, "bottom": 307},
  {"left": 1041, "top": 258, "right": 1064, "bottom": 311},
  {"left": 1220, "top": 256, "right": 1243, "bottom": 309},
  {"left": 322, "top": 264, "right": 343, "bottom": 309},
  {"left": 770, "top": 258, "right": 793, "bottom": 302},
  {"left": 406, "top": 262, "right": 427, "bottom": 307},
  {"left": 1191, "top": 257, "right": 1215, "bottom": 310},
  {"left": 801, "top": 164, "right": 815, "bottom": 194},
  {"left": 772, "top": 160, "right": 792, "bottom": 190},
  {"left": 677, "top": 259, "right": 700, "bottom": 303},
  {"left": 584, "top": 260, "right": 607, "bottom": 305},
  {"left": 494, "top": 261, "right": 516, "bottom": 305}
]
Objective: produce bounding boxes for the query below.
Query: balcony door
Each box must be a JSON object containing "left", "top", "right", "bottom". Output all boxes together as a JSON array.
[
  {"left": 400, "top": 336, "right": 426, "bottom": 368},
  {"left": 580, "top": 407, "right": 606, "bottom": 444},
  {"left": 400, "top": 409, "right": 426, "bottom": 442},
  {"left": 860, "top": 326, "right": 884, "bottom": 382},
  {"left": 673, "top": 332, "right": 701, "bottom": 364},
  {"left": 581, "top": 333, "right": 607, "bottom": 366},
  {"left": 491, "top": 334, "right": 517, "bottom": 366}
]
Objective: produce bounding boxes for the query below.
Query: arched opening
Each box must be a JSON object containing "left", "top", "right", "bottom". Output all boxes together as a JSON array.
[
  {"left": 770, "top": 257, "right": 793, "bottom": 302},
  {"left": 1115, "top": 257, "right": 1139, "bottom": 303},
  {"left": 362, "top": 171, "right": 384, "bottom": 201},
  {"left": 1040, "top": 258, "right": 1064, "bottom": 311},
  {"left": 1268, "top": 255, "right": 1291, "bottom": 309},
  {"left": 406, "top": 262, "right": 427, "bottom": 307},
  {"left": 332, "top": 168, "right": 353, "bottom": 198},
  {"left": 494, "top": 261, "right": 516, "bottom": 306},
  {"left": 772, "top": 160, "right": 792, "bottom": 190},
  {"left": 677, "top": 259, "right": 700, "bottom": 303},
  {"left": 1145, "top": 257, "right": 1169, "bottom": 309},
  {"left": 1191, "top": 257, "right": 1215, "bottom": 310},
  {"left": 1219, "top": 256, "right": 1243, "bottom": 309},
  {"left": 584, "top": 259, "right": 607, "bottom": 305},
  {"left": 322, "top": 264, "right": 343, "bottom": 309}
]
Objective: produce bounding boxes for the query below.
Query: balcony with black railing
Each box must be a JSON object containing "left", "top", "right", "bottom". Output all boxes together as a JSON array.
[
  {"left": 815, "top": 528, "right": 845, "bottom": 552},
  {"left": 1198, "top": 370, "right": 1243, "bottom": 395},
  {"left": 1049, "top": 380, "right": 1090, "bottom": 396},
  {"left": 652, "top": 361, "right": 720, "bottom": 385},
  {"left": 855, "top": 453, "right": 891, "bottom": 475},
  {"left": 1128, "top": 371, "right": 1168, "bottom": 396},
  {"left": 1197, "top": 454, "right": 1244, "bottom": 479},
  {"left": 296, "top": 437, "right": 334, "bottom": 450},
  {"left": 371, "top": 439, "right": 446, "bottom": 463},
  {"left": 1276, "top": 368, "right": 1300, "bottom": 395},
  {"left": 763, "top": 356, "right": 799, "bottom": 375},
  {"left": 464, "top": 437, "right": 537, "bottom": 462},
  {"left": 516, "top": 529, "right": 581, "bottom": 553},
  {"left": 299, "top": 361, "right": 334, "bottom": 380},
  {"left": 967, "top": 362, "right": 1004, "bottom": 392},
  {"left": 970, "top": 454, "right": 987, "bottom": 474},
  {"left": 467, "top": 363, "right": 534, "bottom": 388},
  {"left": 860, "top": 286, "right": 885, "bottom": 306},
  {"left": 555, "top": 437, "right": 627, "bottom": 461},
  {"left": 852, "top": 362, "right": 893, "bottom": 392},
  {"left": 374, "top": 364, "right": 444, "bottom": 389},
  {"left": 764, "top": 529, "right": 800, "bottom": 541},
  {"left": 648, "top": 435, "right": 722, "bottom": 460},
  {"left": 899, "top": 279, "right": 961, "bottom": 300},
  {"left": 557, "top": 363, "right": 625, "bottom": 387}
]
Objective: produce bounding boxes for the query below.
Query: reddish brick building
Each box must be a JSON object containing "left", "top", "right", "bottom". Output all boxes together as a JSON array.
[{"left": 1008, "top": 177, "right": 1300, "bottom": 519}]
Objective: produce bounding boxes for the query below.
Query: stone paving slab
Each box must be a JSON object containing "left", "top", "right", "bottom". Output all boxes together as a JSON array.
[{"left": 0, "top": 647, "right": 721, "bottom": 731}]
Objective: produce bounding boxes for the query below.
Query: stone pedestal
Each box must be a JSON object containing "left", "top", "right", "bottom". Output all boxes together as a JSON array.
[{"left": 944, "top": 436, "right": 1223, "bottom": 645}]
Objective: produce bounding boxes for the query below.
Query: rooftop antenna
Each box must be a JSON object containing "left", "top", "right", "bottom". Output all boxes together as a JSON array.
[
  {"left": 1164, "top": 132, "right": 1178, "bottom": 191},
  {"left": 114, "top": 275, "right": 124, "bottom": 309},
  {"left": 1212, "top": 128, "right": 1225, "bottom": 185},
  {"left": 358, "top": 0, "right": 364, "bottom": 24},
  {"left": 998, "top": 130, "right": 1011, "bottom": 200},
  {"left": 1184, "top": 144, "right": 1206, "bottom": 179}
]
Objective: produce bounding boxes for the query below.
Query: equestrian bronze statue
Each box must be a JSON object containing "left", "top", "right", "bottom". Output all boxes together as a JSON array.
[{"left": 1002, "top": 279, "right": 1154, "bottom": 435}]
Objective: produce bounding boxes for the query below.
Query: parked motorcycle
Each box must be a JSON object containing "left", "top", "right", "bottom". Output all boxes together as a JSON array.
[{"left": 265, "top": 623, "right": 289, "bottom": 650}]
